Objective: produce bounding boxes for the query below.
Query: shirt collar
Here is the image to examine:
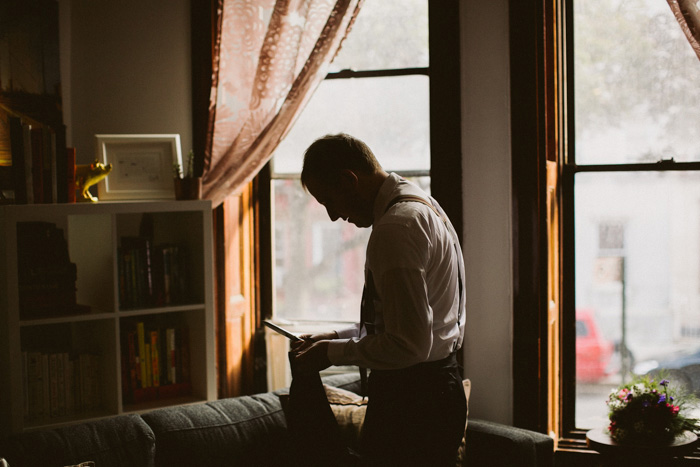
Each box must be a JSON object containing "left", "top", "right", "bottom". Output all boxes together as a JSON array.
[
  {"left": 373, "top": 173, "right": 433, "bottom": 224},
  {"left": 373, "top": 173, "right": 402, "bottom": 223}
]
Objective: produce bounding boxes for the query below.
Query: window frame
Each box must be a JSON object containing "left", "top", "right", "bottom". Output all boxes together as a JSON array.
[{"left": 553, "top": 0, "right": 700, "bottom": 455}]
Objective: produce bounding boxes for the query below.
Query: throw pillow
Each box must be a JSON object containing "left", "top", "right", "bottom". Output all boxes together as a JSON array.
[{"left": 323, "top": 384, "right": 368, "bottom": 448}]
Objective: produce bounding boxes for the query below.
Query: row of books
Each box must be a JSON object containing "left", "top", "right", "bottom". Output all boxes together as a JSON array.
[
  {"left": 3, "top": 114, "right": 74, "bottom": 204},
  {"left": 22, "top": 350, "right": 101, "bottom": 421},
  {"left": 118, "top": 237, "right": 189, "bottom": 310},
  {"left": 121, "top": 321, "right": 191, "bottom": 404}
]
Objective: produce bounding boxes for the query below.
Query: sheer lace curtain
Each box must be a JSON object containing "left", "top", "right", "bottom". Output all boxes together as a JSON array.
[
  {"left": 668, "top": 0, "right": 700, "bottom": 61},
  {"left": 203, "top": 0, "right": 362, "bottom": 207}
]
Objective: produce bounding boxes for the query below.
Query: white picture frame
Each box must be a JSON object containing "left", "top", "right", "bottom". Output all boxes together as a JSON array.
[{"left": 95, "top": 134, "right": 182, "bottom": 200}]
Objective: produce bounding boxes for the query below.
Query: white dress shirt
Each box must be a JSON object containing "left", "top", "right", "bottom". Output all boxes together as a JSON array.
[{"left": 327, "top": 173, "right": 466, "bottom": 370}]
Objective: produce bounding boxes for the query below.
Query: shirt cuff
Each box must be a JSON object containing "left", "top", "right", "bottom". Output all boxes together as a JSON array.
[
  {"left": 335, "top": 323, "right": 361, "bottom": 339},
  {"left": 327, "top": 338, "right": 352, "bottom": 365}
]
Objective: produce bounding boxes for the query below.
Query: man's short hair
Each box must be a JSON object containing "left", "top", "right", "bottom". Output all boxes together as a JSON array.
[{"left": 301, "top": 133, "right": 382, "bottom": 190}]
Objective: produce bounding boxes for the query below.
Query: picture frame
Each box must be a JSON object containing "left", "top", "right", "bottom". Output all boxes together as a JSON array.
[{"left": 95, "top": 134, "right": 182, "bottom": 200}]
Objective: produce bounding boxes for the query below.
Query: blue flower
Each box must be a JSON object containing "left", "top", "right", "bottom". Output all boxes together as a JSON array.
[
  {"left": 659, "top": 394, "right": 667, "bottom": 404},
  {"left": 660, "top": 379, "right": 670, "bottom": 387}
]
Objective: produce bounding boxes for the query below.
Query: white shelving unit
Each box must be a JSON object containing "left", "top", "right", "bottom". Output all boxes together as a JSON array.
[{"left": 0, "top": 200, "right": 215, "bottom": 436}]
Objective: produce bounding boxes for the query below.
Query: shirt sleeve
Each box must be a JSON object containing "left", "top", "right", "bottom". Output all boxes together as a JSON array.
[{"left": 327, "top": 218, "right": 434, "bottom": 370}]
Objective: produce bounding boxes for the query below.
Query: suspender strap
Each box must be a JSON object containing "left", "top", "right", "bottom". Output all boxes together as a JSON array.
[{"left": 385, "top": 194, "right": 442, "bottom": 218}]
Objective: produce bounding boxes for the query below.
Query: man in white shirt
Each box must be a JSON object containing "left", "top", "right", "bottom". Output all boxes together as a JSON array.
[{"left": 289, "top": 133, "right": 466, "bottom": 466}]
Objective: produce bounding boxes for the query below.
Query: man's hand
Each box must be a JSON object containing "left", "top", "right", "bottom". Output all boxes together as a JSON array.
[
  {"left": 290, "top": 340, "right": 332, "bottom": 372},
  {"left": 290, "top": 331, "right": 338, "bottom": 353}
]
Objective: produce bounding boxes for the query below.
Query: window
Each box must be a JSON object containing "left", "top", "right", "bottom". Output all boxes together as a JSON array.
[
  {"left": 564, "top": 0, "right": 700, "bottom": 434},
  {"left": 269, "top": 0, "right": 430, "bottom": 325}
]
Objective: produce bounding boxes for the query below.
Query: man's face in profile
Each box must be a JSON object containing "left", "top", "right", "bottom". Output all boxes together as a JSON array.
[{"left": 305, "top": 172, "right": 373, "bottom": 228}]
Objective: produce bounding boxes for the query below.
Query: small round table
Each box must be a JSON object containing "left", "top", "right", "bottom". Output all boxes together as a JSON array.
[{"left": 586, "top": 427, "right": 698, "bottom": 466}]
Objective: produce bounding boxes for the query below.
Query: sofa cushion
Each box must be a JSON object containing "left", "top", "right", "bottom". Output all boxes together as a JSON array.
[
  {"left": 141, "top": 391, "right": 291, "bottom": 467},
  {"left": 0, "top": 414, "right": 155, "bottom": 467}
]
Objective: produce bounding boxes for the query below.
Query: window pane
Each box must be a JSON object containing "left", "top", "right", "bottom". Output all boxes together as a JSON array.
[
  {"left": 273, "top": 178, "right": 370, "bottom": 322},
  {"left": 574, "top": 171, "right": 700, "bottom": 429},
  {"left": 329, "top": 0, "right": 428, "bottom": 72},
  {"left": 272, "top": 75, "right": 430, "bottom": 174},
  {"left": 273, "top": 177, "right": 430, "bottom": 323},
  {"left": 574, "top": 0, "right": 700, "bottom": 164}
]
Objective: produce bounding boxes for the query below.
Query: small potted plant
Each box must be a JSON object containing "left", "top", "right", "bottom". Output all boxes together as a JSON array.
[
  {"left": 173, "top": 150, "right": 202, "bottom": 200},
  {"left": 606, "top": 375, "right": 700, "bottom": 445}
]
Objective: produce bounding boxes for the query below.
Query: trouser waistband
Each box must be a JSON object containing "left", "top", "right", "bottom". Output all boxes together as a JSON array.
[{"left": 371, "top": 351, "right": 459, "bottom": 377}]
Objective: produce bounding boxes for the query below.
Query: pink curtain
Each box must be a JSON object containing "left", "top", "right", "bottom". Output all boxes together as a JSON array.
[
  {"left": 203, "top": 0, "right": 362, "bottom": 207},
  {"left": 668, "top": 0, "right": 700, "bottom": 61}
]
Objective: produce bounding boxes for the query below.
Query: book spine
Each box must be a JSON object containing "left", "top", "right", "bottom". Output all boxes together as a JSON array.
[
  {"left": 66, "top": 147, "right": 76, "bottom": 203},
  {"left": 55, "top": 125, "right": 68, "bottom": 203},
  {"left": 9, "top": 116, "right": 28, "bottom": 204},
  {"left": 56, "top": 352, "right": 66, "bottom": 416},
  {"left": 127, "top": 329, "right": 138, "bottom": 392},
  {"left": 150, "top": 330, "right": 160, "bottom": 387},
  {"left": 26, "top": 351, "right": 44, "bottom": 420},
  {"left": 41, "top": 354, "right": 50, "bottom": 418},
  {"left": 137, "top": 322, "right": 148, "bottom": 388},
  {"left": 167, "top": 327, "right": 176, "bottom": 384},
  {"left": 49, "top": 353, "right": 58, "bottom": 417},
  {"left": 40, "top": 127, "right": 56, "bottom": 203},
  {"left": 144, "top": 342, "right": 152, "bottom": 389},
  {"left": 30, "top": 127, "right": 43, "bottom": 203},
  {"left": 22, "top": 351, "right": 28, "bottom": 417},
  {"left": 65, "top": 355, "right": 75, "bottom": 416}
]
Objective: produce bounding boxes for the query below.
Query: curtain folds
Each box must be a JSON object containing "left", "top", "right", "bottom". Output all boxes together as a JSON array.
[
  {"left": 668, "top": 0, "right": 700, "bottom": 61},
  {"left": 203, "top": 0, "right": 362, "bottom": 207}
]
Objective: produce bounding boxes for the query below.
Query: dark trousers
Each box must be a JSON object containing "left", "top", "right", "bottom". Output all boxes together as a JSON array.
[{"left": 286, "top": 353, "right": 466, "bottom": 467}]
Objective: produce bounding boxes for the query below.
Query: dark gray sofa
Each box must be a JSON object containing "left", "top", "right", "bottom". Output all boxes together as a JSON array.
[{"left": 0, "top": 373, "right": 553, "bottom": 466}]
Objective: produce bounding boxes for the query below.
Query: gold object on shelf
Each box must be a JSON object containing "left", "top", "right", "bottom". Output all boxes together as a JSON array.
[{"left": 75, "top": 160, "right": 112, "bottom": 202}]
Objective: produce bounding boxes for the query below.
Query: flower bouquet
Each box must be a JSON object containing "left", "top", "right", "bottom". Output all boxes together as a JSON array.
[{"left": 606, "top": 375, "right": 700, "bottom": 445}]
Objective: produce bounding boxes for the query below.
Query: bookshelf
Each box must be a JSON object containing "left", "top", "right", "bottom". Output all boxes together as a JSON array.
[{"left": 0, "top": 200, "right": 215, "bottom": 436}]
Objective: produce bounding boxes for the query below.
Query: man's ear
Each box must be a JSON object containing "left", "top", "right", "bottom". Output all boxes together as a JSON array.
[{"left": 339, "top": 169, "right": 359, "bottom": 189}]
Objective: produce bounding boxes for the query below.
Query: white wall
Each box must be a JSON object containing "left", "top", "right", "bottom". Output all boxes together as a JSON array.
[
  {"left": 460, "top": 0, "right": 513, "bottom": 425},
  {"left": 59, "top": 0, "right": 192, "bottom": 165}
]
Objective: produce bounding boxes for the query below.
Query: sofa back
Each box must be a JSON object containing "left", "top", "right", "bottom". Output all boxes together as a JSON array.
[
  {"left": 142, "top": 391, "right": 290, "bottom": 467},
  {"left": 0, "top": 414, "right": 155, "bottom": 467}
]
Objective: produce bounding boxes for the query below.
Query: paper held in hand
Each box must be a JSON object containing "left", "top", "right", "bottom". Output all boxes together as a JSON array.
[{"left": 263, "top": 320, "right": 302, "bottom": 342}]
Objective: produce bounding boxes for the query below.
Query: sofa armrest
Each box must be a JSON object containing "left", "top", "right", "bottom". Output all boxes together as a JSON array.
[{"left": 464, "top": 419, "right": 554, "bottom": 467}]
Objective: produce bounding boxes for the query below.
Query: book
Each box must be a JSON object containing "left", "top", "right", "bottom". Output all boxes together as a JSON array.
[
  {"left": 41, "top": 354, "right": 50, "bottom": 418},
  {"left": 55, "top": 125, "right": 68, "bottom": 203},
  {"left": 49, "top": 353, "right": 59, "bottom": 417},
  {"left": 25, "top": 351, "right": 43, "bottom": 420},
  {"left": 150, "top": 330, "right": 160, "bottom": 387},
  {"left": 56, "top": 352, "right": 66, "bottom": 416},
  {"left": 42, "top": 127, "right": 57, "bottom": 204},
  {"left": 66, "top": 147, "right": 76, "bottom": 203},
  {"left": 144, "top": 343, "right": 152, "bottom": 389},
  {"left": 65, "top": 355, "right": 75, "bottom": 416},
  {"left": 8, "top": 116, "right": 32, "bottom": 204},
  {"left": 137, "top": 322, "right": 148, "bottom": 388},
  {"left": 22, "top": 351, "right": 28, "bottom": 417},
  {"left": 30, "top": 127, "right": 44, "bottom": 203}
]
